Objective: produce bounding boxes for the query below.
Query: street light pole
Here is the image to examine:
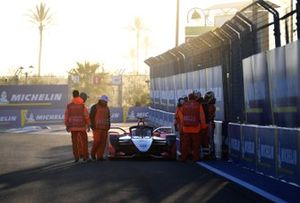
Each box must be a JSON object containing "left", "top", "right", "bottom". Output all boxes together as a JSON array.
[{"left": 175, "top": 0, "right": 180, "bottom": 47}]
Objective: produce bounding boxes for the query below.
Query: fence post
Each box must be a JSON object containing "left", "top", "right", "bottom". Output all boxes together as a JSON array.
[{"left": 297, "top": 0, "right": 300, "bottom": 39}]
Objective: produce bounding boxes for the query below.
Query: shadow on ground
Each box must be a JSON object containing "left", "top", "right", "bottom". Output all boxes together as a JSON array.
[{"left": 0, "top": 142, "right": 270, "bottom": 203}]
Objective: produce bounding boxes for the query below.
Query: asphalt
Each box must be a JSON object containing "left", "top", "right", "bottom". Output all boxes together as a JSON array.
[{"left": 0, "top": 132, "right": 271, "bottom": 203}]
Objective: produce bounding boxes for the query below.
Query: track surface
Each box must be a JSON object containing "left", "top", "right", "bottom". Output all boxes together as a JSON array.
[{"left": 0, "top": 130, "right": 271, "bottom": 203}]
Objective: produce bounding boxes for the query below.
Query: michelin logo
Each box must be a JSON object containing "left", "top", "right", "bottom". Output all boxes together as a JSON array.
[
  {"left": 10, "top": 93, "right": 62, "bottom": 102},
  {"left": 25, "top": 112, "right": 64, "bottom": 122},
  {"left": 0, "top": 116, "right": 17, "bottom": 122}
]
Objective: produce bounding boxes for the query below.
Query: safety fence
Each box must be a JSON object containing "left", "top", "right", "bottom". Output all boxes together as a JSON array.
[
  {"left": 228, "top": 123, "right": 300, "bottom": 186},
  {"left": 145, "top": 0, "right": 300, "bottom": 126}
]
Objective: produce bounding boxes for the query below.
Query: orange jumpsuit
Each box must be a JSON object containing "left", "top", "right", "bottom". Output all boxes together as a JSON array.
[
  {"left": 181, "top": 100, "right": 207, "bottom": 161},
  {"left": 90, "top": 103, "right": 110, "bottom": 160},
  {"left": 64, "top": 97, "right": 90, "bottom": 161},
  {"left": 174, "top": 106, "right": 183, "bottom": 153}
]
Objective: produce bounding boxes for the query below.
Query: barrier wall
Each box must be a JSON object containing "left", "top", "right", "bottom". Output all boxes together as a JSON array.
[
  {"left": 241, "top": 40, "right": 300, "bottom": 127},
  {"left": 241, "top": 124, "right": 257, "bottom": 170},
  {"left": 228, "top": 123, "right": 242, "bottom": 162},
  {"left": 0, "top": 85, "right": 68, "bottom": 128},
  {"left": 243, "top": 53, "right": 272, "bottom": 125},
  {"left": 110, "top": 107, "right": 123, "bottom": 123},
  {"left": 228, "top": 123, "right": 300, "bottom": 185},
  {"left": 149, "top": 65, "right": 224, "bottom": 121},
  {"left": 126, "top": 106, "right": 150, "bottom": 122}
]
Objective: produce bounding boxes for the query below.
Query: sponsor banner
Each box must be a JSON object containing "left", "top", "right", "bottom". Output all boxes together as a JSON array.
[
  {"left": 241, "top": 124, "right": 257, "bottom": 170},
  {"left": 110, "top": 107, "right": 123, "bottom": 123},
  {"left": 206, "top": 66, "right": 224, "bottom": 121},
  {"left": 187, "top": 72, "right": 194, "bottom": 90},
  {"left": 277, "top": 127, "right": 300, "bottom": 185},
  {"left": 199, "top": 69, "right": 207, "bottom": 95},
  {"left": 192, "top": 70, "right": 201, "bottom": 91},
  {"left": 243, "top": 53, "right": 272, "bottom": 125},
  {"left": 0, "top": 110, "right": 20, "bottom": 128},
  {"left": 150, "top": 79, "right": 155, "bottom": 106},
  {"left": 285, "top": 41, "right": 300, "bottom": 127},
  {"left": 20, "top": 108, "right": 64, "bottom": 127},
  {"left": 153, "top": 78, "right": 160, "bottom": 108},
  {"left": 267, "top": 45, "right": 299, "bottom": 127},
  {"left": 126, "top": 107, "right": 149, "bottom": 122},
  {"left": 167, "top": 76, "right": 176, "bottom": 111},
  {"left": 228, "top": 123, "right": 241, "bottom": 162},
  {"left": 256, "top": 126, "right": 276, "bottom": 177},
  {"left": 0, "top": 85, "right": 68, "bottom": 109}
]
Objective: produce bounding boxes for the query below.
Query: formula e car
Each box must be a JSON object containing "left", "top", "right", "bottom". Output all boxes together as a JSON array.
[{"left": 108, "top": 120, "right": 176, "bottom": 159}]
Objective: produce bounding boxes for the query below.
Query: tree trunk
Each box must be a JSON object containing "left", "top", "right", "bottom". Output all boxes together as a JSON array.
[{"left": 38, "top": 25, "right": 43, "bottom": 77}]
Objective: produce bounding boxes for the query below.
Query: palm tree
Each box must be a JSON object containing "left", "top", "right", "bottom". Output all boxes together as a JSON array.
[
  {"left": 29, "top": 3, "right": 52, "bottom": 76},
  {"left": 69, "top": 62, "right": 110, "bottom": 106}
]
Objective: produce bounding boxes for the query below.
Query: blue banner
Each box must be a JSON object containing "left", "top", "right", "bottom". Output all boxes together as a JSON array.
[
  {"left": 20, "top": 108, "right": 64, "bottom": 127},
  {"left": 126, "top": 107, "right": 149, "bottom": 122},
  {"left": 243, "top": 53, "right": 272, "bottom": 125},
  {"left": 241, "top": 124, "right": 257, "bottom": 170},
  {"left": 228, "top": 123, "right": 241, "bottom": 162},
  {"left": 199, "top": 69, "right": 207, "bottom": 95},
  {"left": 206, "top": 66, "right": 224, "bottom": 121},
  {"left": 267, "top": 46, "right": 298, "bottom": 127},
  {"left": 110, "top": 107, "right": 123, "bottom": 123},
  {"left": 0, "top": 85, "right": 68, "bottom": 109},
  {"left": 256, "top": 126, "right": 276, "bottom": 177},
  {"left": 277, "top": 127, "right": 300, "bottom": 185},
  {"left": 0, "top": 110, "right": 20, "bottom": 129}
]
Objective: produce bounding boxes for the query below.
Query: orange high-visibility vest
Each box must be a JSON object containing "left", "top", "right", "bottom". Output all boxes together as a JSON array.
[
  {"left": 182, "top": 100, "right": 207, "bottom": 133},
  {"left": 66, "top": 103, "right": 86, "bottom": 128},
  {"left": 94, "top": 104, "right": 110, "bottom": 130}
]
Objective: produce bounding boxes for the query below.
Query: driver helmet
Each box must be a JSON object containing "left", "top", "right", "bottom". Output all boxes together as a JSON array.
[{"left": 204, "top": 91, "right": 216, "bottom": 104}]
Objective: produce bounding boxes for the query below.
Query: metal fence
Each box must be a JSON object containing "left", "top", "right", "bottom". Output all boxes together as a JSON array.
[{"left": 145, "top": 0, "right": 300, "bottom": 123}]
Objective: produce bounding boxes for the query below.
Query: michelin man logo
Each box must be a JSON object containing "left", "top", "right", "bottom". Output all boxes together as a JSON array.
[
  {"left": 128, "top": 110, "right": 135, "bottom": 120},
  {"left": 0, "top": 91, "right": 9, "bottom": 103},
  {"left": 26, "top": 112, "right": 35, "bottom": 122}
]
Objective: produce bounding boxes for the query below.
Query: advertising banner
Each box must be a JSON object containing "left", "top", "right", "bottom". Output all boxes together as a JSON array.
[
  {"left": 206, "top": 66, "right": 224, "bottom": 121},
  {"left": 241, "top": 124, "right": 257, "bottom": 170},
  {"left": 0, "top": 85, "right": 68, "bottom": 109},
  {"left": 110, "top": 107, "right": 123, "bottom": 123},
  {"left": 199, "top": 69, "right": 207, "bottom": 95},
  {"left": 160, "top": 78, "right": 167, "bottom": 110},
  {"left": 228, "top": 123, "right": 241, "bottom": 162},
  {"left": 285, "top": 41, "right": 300, "bottom": 127},
  {"left": 0, "top": 110, "right": 20, "bottom": 129},
  {"left": 267, "top": 46, "right": 298, "bottom": 127},
  {"left": 256, "top": 126, "right": 276, "bottom": 177},
  {"left": 277, "top": 127, "right": 300, "bottom": 185},
  {"left": 20, "top": 108, "right": 64, "bottom": 127},
  {"left": 243, "top": 53, "right": 272, "bottom": 125},
  {"left": 187, "top": 71, "right": 194, "bottom": 93},
  {"left": 166, "top": 76, "right": 176, "bottom": 112},
  {"left": 126, "top": 107, "right": 149, "bottom": 122}
]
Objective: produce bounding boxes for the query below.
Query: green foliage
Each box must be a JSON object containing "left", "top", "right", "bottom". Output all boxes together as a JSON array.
[
  {"left": 122, "top": 75, "right": 150, "bottom": 107},
  {"left": 68, "top": 62, "right": 111, "bottom": 106}
]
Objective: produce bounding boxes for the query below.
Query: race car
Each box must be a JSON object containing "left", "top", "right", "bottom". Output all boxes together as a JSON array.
[
  {"left": 108, "top": 120, "right": 177, "bottom": 159},
  {"left": 153, "top": 126, "right": 174, "bottom": 138}
]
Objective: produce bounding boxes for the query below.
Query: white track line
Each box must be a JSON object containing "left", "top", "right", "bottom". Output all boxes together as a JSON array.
[{"left": 198, "top": 162, "right": 287, "bottom": 203}]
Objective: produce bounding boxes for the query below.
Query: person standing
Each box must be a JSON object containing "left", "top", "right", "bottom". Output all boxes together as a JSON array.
[
  {"left": 64, "top": 90, "right": 90, "bottom": 162},
  {"left": 89, "top": 95, "right": 111, "bottom": 161},
  {"left": 77, "top": 92, "right": 91, "bottom": 162},
  {"left": 181, "top": 93, "right": 207, "bottom": 162},
  {"left": 204, "top": 91, "right": 216, "bottom": 159}
]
